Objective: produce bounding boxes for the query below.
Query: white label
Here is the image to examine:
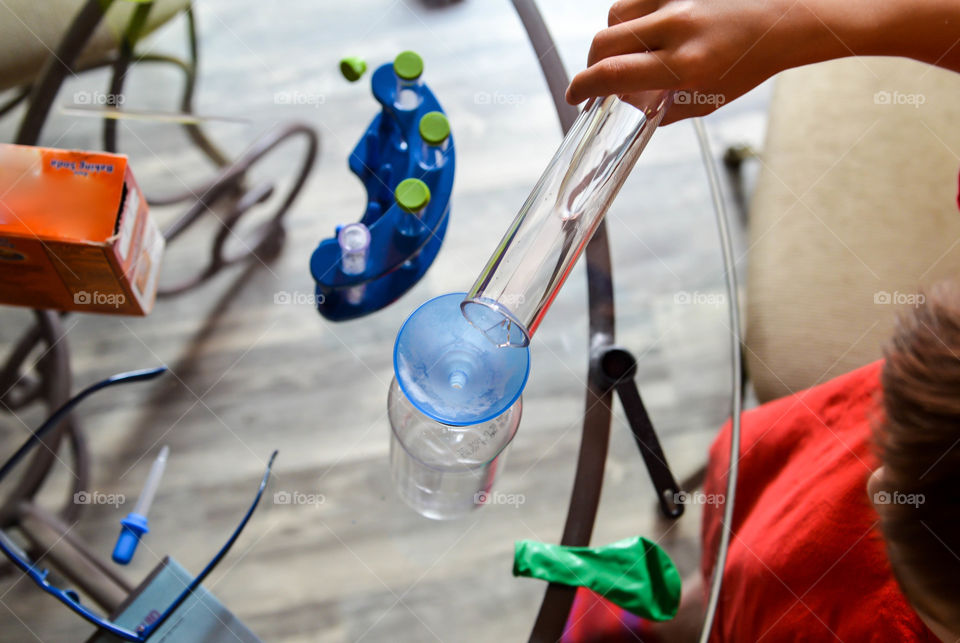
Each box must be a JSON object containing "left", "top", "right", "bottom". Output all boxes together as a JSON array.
[{"left": 117, "top": 186, "right": 140, "bottom": 262}]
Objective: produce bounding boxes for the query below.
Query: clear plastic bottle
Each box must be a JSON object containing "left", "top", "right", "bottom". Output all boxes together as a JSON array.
[
  {"left": 389, "top": 292, "right": 530, "bottom": 519},
  {"left": 462, "top": 91, "right": 673, "bottom": 347},
  {"left": 389, "top": 378, "right": 522, "bottom": 519}
]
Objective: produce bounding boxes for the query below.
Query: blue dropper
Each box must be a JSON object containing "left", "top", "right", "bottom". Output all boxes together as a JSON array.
[{"left": 112, "top": 445, "right": 168, "bottom": 565}]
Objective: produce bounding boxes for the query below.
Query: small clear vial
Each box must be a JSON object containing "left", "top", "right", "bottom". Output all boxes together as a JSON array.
[
  {"left": 395, "top": 178, "right": 430, "bottom": 237},
  {"left": 418, "top": 111, "right": 450, "bottom": 170},
  {"left": 338, "top": 222, "right": 371, "bottom": 305},
  {"left": 393, "top": 50, "right": 423, "bottom": 111}
]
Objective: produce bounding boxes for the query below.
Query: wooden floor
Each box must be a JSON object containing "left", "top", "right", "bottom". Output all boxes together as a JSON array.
[{"left": 0, "top": 0, "right": 770, "bottom": 640}]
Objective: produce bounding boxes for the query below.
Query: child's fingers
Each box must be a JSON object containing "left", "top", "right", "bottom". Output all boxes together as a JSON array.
[
  {"left": 607, "top": 0, "right": 661, "bottom": 26},
  {"left": 565, "top": 52, "right": 678, "bottom": 104},
  {"left": 588, "top": 17, "right": 665, "bottom": 67}
]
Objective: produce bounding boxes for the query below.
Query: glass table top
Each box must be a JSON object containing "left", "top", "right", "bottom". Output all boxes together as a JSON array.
[{"left": 0, "top": 0, "right": 769, "bottom": 639}]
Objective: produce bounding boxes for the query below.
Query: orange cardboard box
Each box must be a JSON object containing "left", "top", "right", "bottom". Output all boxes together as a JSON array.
[{"left": 0, "top": 144, "right": 164, "bottom": 315}]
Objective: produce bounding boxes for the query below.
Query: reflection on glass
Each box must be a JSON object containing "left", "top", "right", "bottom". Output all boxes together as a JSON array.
[{"left": 462, "top": 91, "right": 673, "bottom": 347}]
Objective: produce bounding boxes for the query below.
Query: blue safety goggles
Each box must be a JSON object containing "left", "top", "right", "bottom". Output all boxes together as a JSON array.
[{"left": 0, "top": 367, "right": 277, "bottom": 641}]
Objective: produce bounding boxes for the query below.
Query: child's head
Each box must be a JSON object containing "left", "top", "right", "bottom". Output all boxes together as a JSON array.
[{"left": 872, "top": 281, "right": 960, "bottom": 640}]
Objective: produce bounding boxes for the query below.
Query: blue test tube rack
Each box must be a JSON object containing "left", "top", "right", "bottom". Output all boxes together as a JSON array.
[{"left": 310, "top": 58, "right": 455, "bottom": 321}]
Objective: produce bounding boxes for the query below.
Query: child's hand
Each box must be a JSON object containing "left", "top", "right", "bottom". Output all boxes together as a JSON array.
[{"left": 565, "top": 0, "right": 857, "bottom": 124}]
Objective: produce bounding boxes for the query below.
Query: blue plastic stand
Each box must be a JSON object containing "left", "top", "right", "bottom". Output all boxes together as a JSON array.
[{"left": 310, "top": 62, "right": 455, "bottom": 321}]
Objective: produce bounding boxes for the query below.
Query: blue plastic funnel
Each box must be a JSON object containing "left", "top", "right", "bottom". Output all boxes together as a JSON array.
[{"left": 394, "top": 292, "right": 530, "bottom": 426}]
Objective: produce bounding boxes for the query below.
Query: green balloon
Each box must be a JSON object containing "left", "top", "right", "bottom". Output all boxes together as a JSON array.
[{"left": 513, "top": 536, "right": 681, "bottom": 621}]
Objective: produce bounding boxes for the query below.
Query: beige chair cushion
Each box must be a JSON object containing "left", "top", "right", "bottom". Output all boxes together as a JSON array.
[
  {"left": 746, "top": 57, "right": 960, "bottom": 402},
  {"left": 0, "top": 0, "right": 189, "bottom": 92}
]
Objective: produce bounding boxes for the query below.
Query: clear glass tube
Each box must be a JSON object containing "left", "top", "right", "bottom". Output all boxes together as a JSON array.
[
  {"left": 397, "top": 204, "right": 426, "bottom": 237},
  {"left": 461, "top": 91, "right": 673, "bottom": 347},
  {"left": 419, "top": 137, "right": 448, "bottom": 170},
  {"left": 132, "top": 445, "right": 168, "bottom": 517},
  {"left": 395, "top": 77, "right": 422, "bottom": 111},
  {"left": 388, "top": 377, "right": 522, "bottom": 520}
]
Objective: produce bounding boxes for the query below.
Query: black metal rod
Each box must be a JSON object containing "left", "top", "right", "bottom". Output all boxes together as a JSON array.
[
  {"left": 614, "top": 380, "right": 683, "bottom": 519},
  {"left": 596, "top": 346, "right": 683, "bottom": 520},
  {"left": 15, "top": 0, "right": 112, "bottom": 145},
  {"left": 0, "top": 312, "right": 75, "bottom": 528},
  {"left": 103, "top": 1, "right": 153, "bottom": 153}
]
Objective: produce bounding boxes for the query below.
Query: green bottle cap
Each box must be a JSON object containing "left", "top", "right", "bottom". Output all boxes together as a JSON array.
[
  {"left": 418, "top": 111, "right": 450, "bottom": 146},
  {"left": 395, "top": 178, "right": 431, "bottom": 212},
  {"left": 393, "top": 51, "right": 424, "bottom": 81},
  {"left": 339, "top": 56, "right": 367, "bottom": 82}
]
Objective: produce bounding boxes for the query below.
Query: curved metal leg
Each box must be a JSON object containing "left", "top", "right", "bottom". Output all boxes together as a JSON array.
[
  {"left": 103, "top": 1, "right": 153, "bottom": 154},
  {"left": 89, "top": 5, "right": 319, "bottom": 298},
  {"left": 0, "top": 86, "right": 31, "bottom": 119},
  {"left": 2, "top": 0, "right": 119, "bottom": 539},
  {"left": 101, "top": 6, "right": 231, "bottom": 175},
  {"left": 14, "top": 0, "right": 112, "bottom": 146},
  {"left": 179, "top": 6, "right": 231, "bottom": 169},
  {"left": 0, "top": 322, "right": 45, "bottom": 410},
  {"left": 510, "top": 1, "right": 619, "bottom": 641},
  {"left": 0, "top": 312, "right": 88, "bottom": 527},
  {"left": 72, "top": 51, "right": 233, "bottom": 206},
  {"left": 157, "top": 122, "right": 319, "bottom": 296},
  {"left": 16, "top": 501, "right": 132, "bottom": 611}
]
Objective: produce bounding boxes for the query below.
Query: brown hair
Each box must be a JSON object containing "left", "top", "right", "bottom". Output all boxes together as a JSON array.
[{"left": 878, "top": 280, "right": 960, "bottom": 632}]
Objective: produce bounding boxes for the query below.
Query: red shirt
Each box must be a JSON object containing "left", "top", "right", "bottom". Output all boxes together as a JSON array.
[
  {"left": 565, "top": 360, "right": 938, "bottom": 641},
  {"left": 701, "top": 360, "right": 936, "bottom": 642}
]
